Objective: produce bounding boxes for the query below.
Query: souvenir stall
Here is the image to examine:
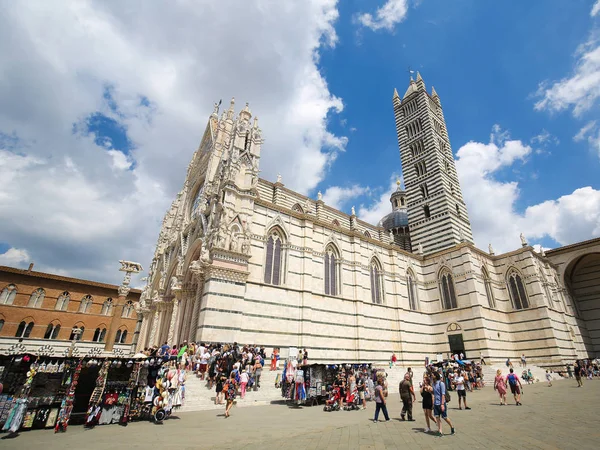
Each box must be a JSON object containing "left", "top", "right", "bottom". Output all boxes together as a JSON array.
[{"left": 0, "top": 353, "right": 177, "bottom": 436}]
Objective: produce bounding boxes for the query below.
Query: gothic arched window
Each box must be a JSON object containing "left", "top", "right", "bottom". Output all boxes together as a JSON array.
[
  {"left": 191, "top": 184, "right": 205, "bottom": 219},
  {"left": 0, "top": 284, "right": 17, "bottom": 305},
  {"left": 44, "top": 322, "right": 61, "bottom": 340},
  {"left": 101, "top": 298, "right": 113, "bottom": 316},
  {"left": 15, "top": 320, "right": 34, "bottom": 338},
  {"left": 115, "top": 329, "right": 128, "bottom": 344},
  {"left": 424, "top": 205, "right": 431, "bottom": 218},
  {"left": 55, "top": 292, "right": 70, "bottom": 311},
  {"left": 364, "top": 231, "right": 372, "bottom": 239},
  {"left": 69, "top": 326, "right": 84, "bottom": 341},
  {"left": 507, "top": 269, "right": 529, "bottom": 310},
  {"left": 370, "top": 259, "right": 384, "bottom": 304},
  {"left": 264, "top": 229, "right": 285, "bottom": 285},
  {"left": 79, "top": 295, "right": 93, "bottom": 313},
  {"left": 28, "top": 288, "right": 45, "bottom": 308},
  {"left": 324, "top": 245, "right": 340, "bottom": 296},
  {"left": 292, "top": 203, "right": 304, "bottom": 214},
  {"left": 407, "top": 269, "right": 418, "bottom": 311},
  {"left": 122, "top": 300, "right": 134, "bottom": 318},
  {"left": 482, "top": 267, "right": 495, "bottom": 308},
  {"left": 439, "top": 269, "right": 457, "bottom": 310},
  {"left": 93, "top": 327, "right": 107, "bottom": 342}
]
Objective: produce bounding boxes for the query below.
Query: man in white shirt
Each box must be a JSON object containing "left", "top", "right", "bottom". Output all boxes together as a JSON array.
[{"left": 454, "top": 369, "right": 471, "bottom": 410}]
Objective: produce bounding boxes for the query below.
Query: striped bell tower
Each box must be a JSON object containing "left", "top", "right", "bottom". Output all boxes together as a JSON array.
[{"left": 392, "top": 72, "right": 473, "bottom": 255}]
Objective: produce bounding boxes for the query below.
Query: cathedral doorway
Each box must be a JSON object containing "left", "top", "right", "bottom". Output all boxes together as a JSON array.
[
  {"left": 448, "top": 334, "right": 465, "bottom": 359},
  {"left": 565, "top": 252, "right": 600, "bottom": 357}
]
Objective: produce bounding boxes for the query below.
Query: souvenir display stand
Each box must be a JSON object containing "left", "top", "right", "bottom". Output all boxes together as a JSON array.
[{"left": 0, "top": 354, "right": 169, "bottom": 436}]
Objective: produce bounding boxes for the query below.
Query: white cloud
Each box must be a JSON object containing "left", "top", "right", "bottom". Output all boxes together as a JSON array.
[
  {"left": 534, "top": 40, "right": 600, "bottom": 116},
  {"left": 0, "top": 248, "right": 31, "bottom": 267},
  {"left": 322, "top": 184, "right": 369, "bottom": 210},
  {"left": 531, "top": 129, "right": 559, "bottom": 146},
  {"left": 357, "top": 0, "right": 410, "bottom": 32},
  {"left": 456, "top": 126, "right": 600, "bottom": 252},
  {"left": 574, "top": 120, "right": 600, "bottom": 158},
  {"left": 357, "top": 176, "right": 400, "bottom": 225},
  {"left": 0, "top": 0, "right": 344, "bottom": 284},
  {"left": 592, "top": 0, "right": 600, "bottom": 17}
]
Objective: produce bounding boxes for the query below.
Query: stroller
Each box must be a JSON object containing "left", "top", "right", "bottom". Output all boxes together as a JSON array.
[
  {"left": 323, "top": 386, "right": 341, "bottom": 412},
  {"left": 343, "top": 386, "right": 360, "bottom": 411}
]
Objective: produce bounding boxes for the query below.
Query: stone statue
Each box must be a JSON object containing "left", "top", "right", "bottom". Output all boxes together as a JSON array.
[
  {"left": 276, "top": 174, "right": 282, "bottom": 183},
  {"left": 351, "top": 206, "right": 356, "bottom": 216},
  {"left": 388, "top": 230, "right": 394, "bottom": 242},
  {"left": 488, "top": 243, "right": 495, "bottom": 255},
  {"left": 241, "top": 236, "right": 251, "bottom": 255},
  {"left": 520, "top": 233, "right": 527, "bottom": 247},
  {"left": 304, "top": 198, "right": 311, "bottom": 213},
  {"left": 418, "top": 243, "right": 423, "bottom": 254},
  {"left": 230, "top": 232, "right": 241, "bottom": 252},
  {"left": 318, "top": 191, "right": 322, "bottom": 201},
  {"left": 170, "top": 276, "right": 181, "bottom": 291}
]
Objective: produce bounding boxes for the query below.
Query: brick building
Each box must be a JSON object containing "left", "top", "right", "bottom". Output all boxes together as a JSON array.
[{"left": 0, "top": 264, "right": 141, "bottom": 357}]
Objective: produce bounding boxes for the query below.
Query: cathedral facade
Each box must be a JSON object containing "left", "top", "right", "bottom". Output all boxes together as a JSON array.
[{"left": 134, "top": 75, "right": 594, "bottom": 368}]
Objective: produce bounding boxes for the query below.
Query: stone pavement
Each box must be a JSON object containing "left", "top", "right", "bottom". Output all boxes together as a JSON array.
[{"left": 2, "top": 379, "right": 599, "bottom": 449}]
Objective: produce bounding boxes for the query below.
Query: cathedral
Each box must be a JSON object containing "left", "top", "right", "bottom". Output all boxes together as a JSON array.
[{"left": 134, "top": 74, "right": 599, "bottom": 368}]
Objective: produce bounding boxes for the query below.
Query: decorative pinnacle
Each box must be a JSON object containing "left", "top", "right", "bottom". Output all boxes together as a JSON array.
[
  {"left": 431, "top": 85, "right": 438, "bottom": 97},
  {"left": 416, "top": 71, "right": 423, "bottom": 81},
  {"left": 393, "top": 88, "right": 399, "bottom": 99}
]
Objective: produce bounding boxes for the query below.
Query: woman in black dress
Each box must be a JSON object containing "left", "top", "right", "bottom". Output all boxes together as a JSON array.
[{"left": 421, "top": 375, "right": 435, "bottom": 433}]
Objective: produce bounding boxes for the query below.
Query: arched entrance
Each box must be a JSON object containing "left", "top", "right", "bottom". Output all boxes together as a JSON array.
[{"left": 565, "top": 253, "right": 600, "bottom": 357}]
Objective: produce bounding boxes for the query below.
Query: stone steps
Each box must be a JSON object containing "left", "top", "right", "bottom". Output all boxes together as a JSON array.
[{"left": 180, "top": 368, "right": 282, "bottom": 412}]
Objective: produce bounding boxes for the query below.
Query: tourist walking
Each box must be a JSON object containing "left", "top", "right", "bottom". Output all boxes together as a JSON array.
[
  {"left": 224, "top": 372, "right": 237, "bottom": 418},
  {"left": 432, "top": 371, "right": 455, "bottom": 436},
  {"left": 399, "top": 373, "right": 416, "bottom": 421},
  {"left": 506, "top": 368, "right": 523, "bottom": 405},
  {"left": 421, "top": 375, "right": 435, "bottom": 433},
  {"left": 521, "top": 354, "right": 527, "bottom": 367},
  {"left": 567, "top": 364, "right": 573, "bottom": 378},
  {"left": 373, "top": 378, "right": 390, "bottom": 423},
  {"left": 357, "top": 373, "right": 367, "bottom": 410},
  {"left": 239, "top": 369, "right": 249, "bottom": 399},
  {"left": 454, "top": 370, "right": 471, "bottom": 410},
  {"left": 574, "top": 362, "right": 583, "bottom": 387},
  {"left": 480, "top": 352, "right": 486, "bottom": 365},
  {"left": 545, "top": 370, "right": 553, "bottom": 387},
  {"left": 494, "top": 369, "right": 507, "bottom": 405}
]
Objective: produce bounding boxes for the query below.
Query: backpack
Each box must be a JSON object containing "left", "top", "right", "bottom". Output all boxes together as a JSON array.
[
  {"left": 445, "top": 390, "right": 451, "bottom": 403},
  {"left": 508, "top": 374, "right": 518, "bottom": 386}
]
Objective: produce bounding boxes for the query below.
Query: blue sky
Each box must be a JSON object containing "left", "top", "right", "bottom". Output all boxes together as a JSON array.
[{"left": 0, "top": 0, "right": 599, "bottom": 284}]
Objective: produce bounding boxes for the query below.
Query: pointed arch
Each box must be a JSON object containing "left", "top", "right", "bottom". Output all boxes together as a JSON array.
[
  {"left": 79, "top": 295, "right": 93, "bottom": 313},
  {"left": 364, "top": 230, "right": 372, "bottom": 239},
  {"left": 439, "top": 267, "right": 457, "bottom": 310},
  {"left": 406, "top": 268, "right": 419, "bottom": 311},
  {"left": 93, "top": 325, "right": 108, "bottom": 342},
  {"left": 101, "top": 298, "right": 113, "bottom": 316},
  {"left": 506, "top": 268, "right": 529, "bottom": 310},
  {"left": 122, "top": 300, "right": 134, "bottom": 318},
  {"left": 292, "top": 203, "right": 304, "bottom": 214},
  {"left": 370, "top": 258, "right": 384, "bottom": 304},
  {"left": 0, "top": 284, "right": 17, "bottom": 305},
  {"left": 332, "top": 219, "right": 340, "bottom": 228},
  {"left": 115, "top": 326, "right": 128, "bottom": 344},
  {"left": 28, "top": 288, "right": 45, "bottom": 308},
  {"left": 482, "top": 266, "right": 496, "bottom": 308},
  {"left": 324, "top": 243, "right": 341, "bottom": 296},
  {"left": 264, "top": 226, "right": 286, "bottom": 285},
  {"left": 44, "top": 320, "right": 61, "bottom": 340}
]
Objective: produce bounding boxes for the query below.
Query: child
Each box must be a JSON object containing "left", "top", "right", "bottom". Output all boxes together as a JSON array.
[{"left": 545, "top": 370, "right": 552, "bottom": 387}]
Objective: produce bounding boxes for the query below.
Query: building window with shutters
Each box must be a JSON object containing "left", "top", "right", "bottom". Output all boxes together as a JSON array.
[
  {"left": 324, "top": 244, "right": 340, "bottom": 296},
  {"left": 264, "top": 228, "right": 285, "bottom": 286},
  {"left": 370, "top": 259, "right": 384, "bottom": 304},
  {"left": 507, "top": 269, "right": 529, "bottom": 310},
  {"left": 439, "top": 269, "right": 458, "bottom": 310}
]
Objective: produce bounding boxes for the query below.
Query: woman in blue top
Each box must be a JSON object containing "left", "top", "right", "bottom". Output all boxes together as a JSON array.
[{"left": 432, "top": 371, "right": 455, "bottom": 437}]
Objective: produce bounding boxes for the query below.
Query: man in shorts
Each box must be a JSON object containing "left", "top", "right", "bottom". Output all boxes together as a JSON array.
[
  {"left": 357, "top": 373, "right": 367, "bottom": 410},
  {"left": 574, "top": 362, "right": 583, "bottom": 387},
  {"left": 454, "top": 370, "right": 471, "bottom": 410},
  {"left": 506, "top": 368, "right": 522, "bottom": 405},
  {"left": 432, "top": 371, "right": 455, "bottom": 437}
]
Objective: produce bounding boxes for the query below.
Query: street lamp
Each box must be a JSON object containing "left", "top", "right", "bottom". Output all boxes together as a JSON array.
[{"left": 68, "top": 327, "right": 82, "bottom": 357}]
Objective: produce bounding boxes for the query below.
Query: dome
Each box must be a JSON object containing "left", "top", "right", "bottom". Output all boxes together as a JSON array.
[{"left": 381, "top": 209, "right": 409, "bottom": 231}]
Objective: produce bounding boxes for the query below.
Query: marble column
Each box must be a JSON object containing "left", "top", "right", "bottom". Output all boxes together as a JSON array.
[
  {"left": 189, "top": 282, "right": 203, "bottom": 342},
  {"left": 167, "top": 296, "right": 181, "bottom": 345},
  {"left": 148, "top": 305, "right": 161, "bottom": 346},
  {"left": 135, "top": 310, "right": 151, "bottom": 352}
]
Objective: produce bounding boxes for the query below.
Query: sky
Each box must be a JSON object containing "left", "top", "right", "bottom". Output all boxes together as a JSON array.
[{"left": 1, "top": 0, "right": 600, "bottom": 286}]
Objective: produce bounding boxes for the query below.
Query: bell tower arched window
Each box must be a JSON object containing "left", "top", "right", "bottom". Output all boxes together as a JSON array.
[
  {"left": 507, "top": 269, "right": 529, "bottom": 310},
  {"left": 439, "top": 269, "right": 457, "bottom": 310},
  {"left": 370, "top": 259, "right": 384, "bottom": 304},
  {"left": 324, "top": 245, "right": 340, "bottom": 296},
  {"left": 264, "top": 228, "right": 285, "bottom": 285}
]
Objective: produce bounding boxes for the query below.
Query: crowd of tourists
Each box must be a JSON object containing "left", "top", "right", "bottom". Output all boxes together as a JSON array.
[{"left": 140, "top": 341, "right": 271, "bottom": 418}]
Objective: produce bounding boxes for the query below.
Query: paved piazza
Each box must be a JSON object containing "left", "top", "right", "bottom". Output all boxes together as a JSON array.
[{"left": 2, "top": 379, "right": 598, "bottom": 449}]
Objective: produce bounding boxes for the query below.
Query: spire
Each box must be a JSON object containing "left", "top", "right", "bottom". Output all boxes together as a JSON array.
[
  {"left": 253, "top": 116, "right": 259, "bottom": 129},
  {"left": 227, "top": 97, "right": 235, "bottom": 120},
  {"left": 415, "top": 71, "right": 426, "bottom": 91},
  {"left": 239, "top": 102, "right": 251, "bottom": 120},
  {"left": 416, "top": 71, "right": 423, "bottom": 81},
  {"left": 431, "top": 85, "right": 438, "bottom": 97},
  {"left": 393, "top": 88, "right": 400, "bottom": 99},
  {"left": 403, "top": 78, "right": 417, "bottom": 100}
]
